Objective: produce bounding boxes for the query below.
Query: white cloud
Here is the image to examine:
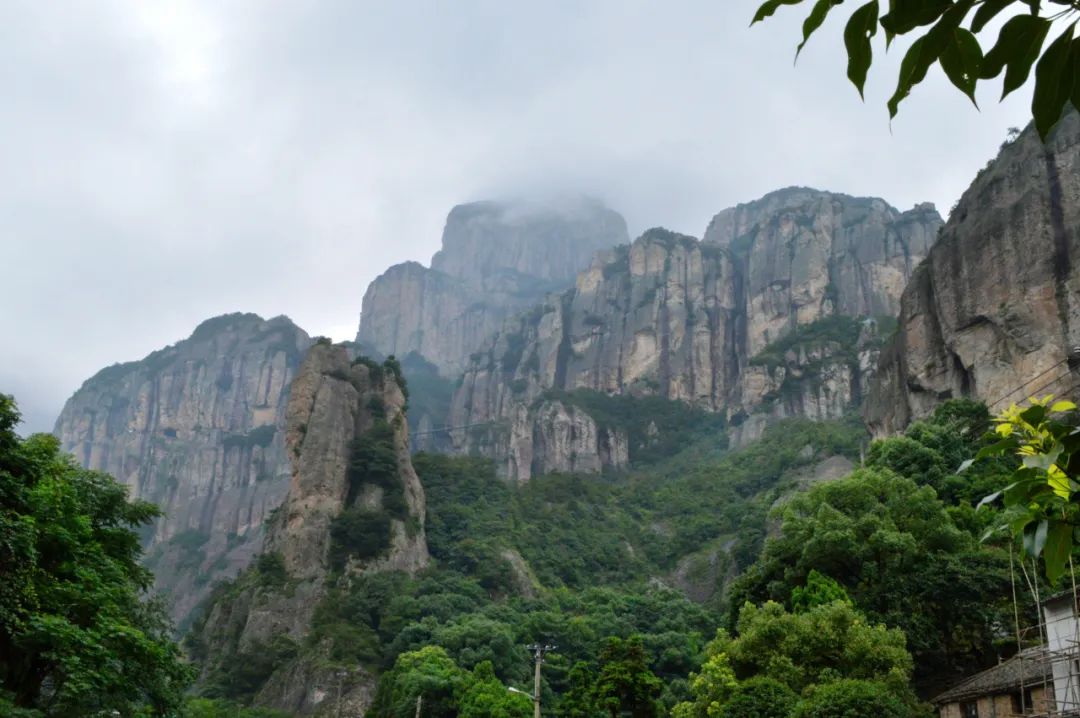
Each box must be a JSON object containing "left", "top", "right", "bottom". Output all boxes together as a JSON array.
[{"left": 0, "top": 0, "right": 1034, "bottom": 433}]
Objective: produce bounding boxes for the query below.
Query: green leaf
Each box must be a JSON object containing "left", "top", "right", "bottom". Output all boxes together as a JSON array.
[
  {"left": 844, "top": 1, "right": 880, "bottom": 97},
  {"left": 752, "top": 0, "right": 806, "bottom": 25},
  {"left": 1020, "top": 403, "right": 1049, "bottom": 426},
  {"left": 886, "top": 4, "right": 970, "bottom": 117},
  {"left": 1021, "top": 443, "right": 1063, "bottom": 471},
  {"left": 1009, "top": 511, "right": 1035, "bottom": 536},
  {"left": 971, "top": 0, "right": 1012, "bottom": 33},
  {"left": 888, "top": 36, "right": 934, "bottom": 117},
  {"left": 975, "top": 489, "right": 1001, "bottom": 508},
  {"left": 977, "top": 436, "right": 1019, "bottom": 458},
  {"left": 1052, "top": 400, "right": 1078, "bottom": 413},
  {"left": 957, "top": 458, "right": 976, "bottom": 474},
  {"left": 1033, "top": 22, "right": 1077, "bottom": 140},
  {"left": 798, "top": 0, "right": 843, "bottom": 57},
  {"left": 1004, "top": 476, "right": 1051, "bottom": 506},
  {"left": 880, "top": 0, "right": 952, "bottom": 35},
  {"left": 1044, "top": 521, "right": 1072, "bottom": 583},
  {"left": 889, "top": 37, "right": 933, "bottom": 116},
  {"left": 1049, "top": 465, "right": 1072, "bottom": 499},
  {"left": 980, "top": 14, "right": 1051, "bottom": 99},
  {"left": 1072, "top": 39, "right": 1080, "bottom": 113},
  {"left": 1023, "top": 519, "right": 1048, "bottom": 557},
  {"left": 939, "top": 27, "right": 983, "bottom": 105}
]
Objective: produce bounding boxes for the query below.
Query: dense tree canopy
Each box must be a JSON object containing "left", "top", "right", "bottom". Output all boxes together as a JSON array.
[
  {"left": 0, "top": 395, "right": 192, "bottom": 716},
  {"left": 591, "top": 636, "right": 663, "bottom": 718},
  {"left": 673, "top": 600, "right": 916, "bottom": 718},
  {"left": 729, "top": 464, "right": 1013, "bottom": 694},
  {"left": 190, "top": 397, "right": 1023, "bottom": 714},
  {"left": 369, "top": 645, "right": 467, "bottom": 718},
  {"left": 753, "top": 0, "right": 1080, "bottom": 139}
]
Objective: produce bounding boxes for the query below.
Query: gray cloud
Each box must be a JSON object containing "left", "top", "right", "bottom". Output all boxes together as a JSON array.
[{"left": 0, "top": 1, "right": 1032, "bottom": 433}]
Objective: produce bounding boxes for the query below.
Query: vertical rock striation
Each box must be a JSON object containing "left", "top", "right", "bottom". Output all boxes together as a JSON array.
[
  {"left": 357, "top": 197, "right": 629, "bottom": 376},
  {"left": 53, "top": 313, "right": 312, "bottom": 623},
  {"left": 268, "top": 344, "right": 428, "bottom": 584},
  {"left": 192, "top": 343, "right": 428, "bottom": 715},
  {"left": 450, "top": 190, "right": 942, "bottom": 479},
  {"left": 866, "top": 113, "right": 1080, "bottom": 435}
]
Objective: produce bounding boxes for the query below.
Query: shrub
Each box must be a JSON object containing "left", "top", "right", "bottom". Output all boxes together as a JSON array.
[
  {"left": 348, "top": 420, "right": 405, "bottom": 517},
  {"left": 384, "top": 355, "right": 408, "bottom": 399},
  {"left": 720, "top": 677, "right": 797, "bottom": 718},
  {"left": 255, "top": 552, "right": 288, "bottom": 587},
  {"left": 203, "top": 636, "right": 298, "bottom": 702},
  {"left": 792, "top": 679, "right": 909, "bottom": 718},
  {"left": 368, "top": 396, "right": 387, "bottom": 418},
  {"left": 352, "top": 355, "right": 385, "bottom": 383},
  {"left": 329, "top": 508, "right": 392, "bottom": 569}
]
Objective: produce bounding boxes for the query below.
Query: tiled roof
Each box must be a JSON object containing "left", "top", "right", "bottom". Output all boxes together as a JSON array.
[{"left": 933, "top": 647, "right": 1054, "bottom": 705}]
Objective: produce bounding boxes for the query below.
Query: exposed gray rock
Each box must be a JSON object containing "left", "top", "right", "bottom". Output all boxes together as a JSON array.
[
  {"left": 766, "top": 454, "right": 858, "bottom": 538},
  {"left": 357, "top": 198, "right": 629, "bottom": 376},
  {"left": 865, "top": 112, "right": 1080, "bottom": 435},
  {"left": 668, "top": 538, "right": 736, "bottom": 604},
  {"left": 499, "top": 548, "right": 540, "bottom": 599},
  {"left": 194, "top": 343, "right": 428, "bottom": 716},
  {"left": 53, "top": 313, "right": 312, "bottom": 623},
  {"left": 255, "top": 655, "right": 375, "bottom": 717},
  {"left": 450, "top": 191, "right": 941, "bottom": 479}
]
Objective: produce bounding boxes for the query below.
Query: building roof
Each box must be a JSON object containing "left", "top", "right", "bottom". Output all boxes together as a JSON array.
[{"left": 933, "top": 647, "right": 1054, "bottom": 705}]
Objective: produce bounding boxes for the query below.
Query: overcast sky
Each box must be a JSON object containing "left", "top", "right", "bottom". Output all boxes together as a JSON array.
[{"left": 1, "top": 1, "right": 1033, "bottom": 434}]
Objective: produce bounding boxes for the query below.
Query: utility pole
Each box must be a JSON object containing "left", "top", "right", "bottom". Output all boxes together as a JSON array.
[
  {"left": 335, "top": 669, "right": 347, "bottom": 718},
  {"left": 526, "top": 643, "right": 556, "bottom": 718}
]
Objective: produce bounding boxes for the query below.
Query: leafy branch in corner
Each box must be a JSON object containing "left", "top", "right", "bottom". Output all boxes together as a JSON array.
[
  {"left": 969, "top": 394, "right": 1080, "bottom": 583},
  {"left": 752, "top": 0, "right": 1080, "bottom": 139}
]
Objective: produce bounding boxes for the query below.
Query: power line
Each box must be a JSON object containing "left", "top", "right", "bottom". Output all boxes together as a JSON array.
[
  {"left": 987, "top": 358, "right": 1070, "bottom": 409},
  {"left": 411, "top": 420, "right": 502, "bottom": 438},
  {"left": 990, "top": 368, "right": 1077, "bottom": 411}
]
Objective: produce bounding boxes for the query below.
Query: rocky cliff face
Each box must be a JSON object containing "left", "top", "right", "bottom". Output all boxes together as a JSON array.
[
  {"left": 53, "top": 313, "right": 312, "bottom": 623},
  {"left": 866, "top": 113, "right": 1080, "bottom": 435},
  {"left": 357, "top": 197, "right": 629, "bottom": 376},
  {"left": 451, "top": 190, "right": 942, "bottom": 479},
  {"left": 193, "top": 343, "right": 428, "bottom": 715},
  {"left": 269, "top": 344, "right": 428, "bottom": 583}
]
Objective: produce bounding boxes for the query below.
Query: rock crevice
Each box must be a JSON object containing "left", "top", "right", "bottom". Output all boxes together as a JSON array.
[
  {"left": 865, "top": 112, "right": 1080, "bottom": 435},
  {"left": 53, "top": 313, "right": 312, "bottom": 623},
  {"left": 451, "top": 190, "right": 942, "bottom": 479}
]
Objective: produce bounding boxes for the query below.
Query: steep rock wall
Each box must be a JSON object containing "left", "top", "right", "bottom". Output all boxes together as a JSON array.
[
  {"left": 53, "top": 313, "right": 312, "bottom": 623},
  {"left": 451, "top": 190, "right": 942, "bottom": 478},
  {"left": 357, "top": 198, "right": 628, "bottom": 376},
  {"left": 193, "top": 343, "right": 428, "bottom": 715},
  {"left": 866, "top": 112, "right": 1080, "bottom": 435}
]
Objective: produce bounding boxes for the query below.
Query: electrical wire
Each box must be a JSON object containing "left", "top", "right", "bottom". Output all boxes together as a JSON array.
[
  {"left": 411, "top": 420, "right": 502, "bottom": 438},
  {"left": 986, "top": 358, "right": 1070, "bottom": 409}
]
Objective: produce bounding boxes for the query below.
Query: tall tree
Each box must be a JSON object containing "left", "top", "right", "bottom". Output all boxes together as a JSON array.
[
  {"left": 592, "top": 636, "right": 662, "bottom": 718},
  {"left": 369, "top": 645, "right": 466, "bottom": 718},
  {"left": 457, "top": 661, "right": 532, "bottom": 718},
  {"left": 0, "top": 394, "right": 192, "bottom": 716}
]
